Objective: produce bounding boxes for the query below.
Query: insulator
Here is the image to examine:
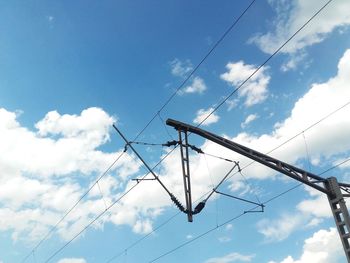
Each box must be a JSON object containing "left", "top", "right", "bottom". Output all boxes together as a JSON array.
[
  {"left": 189, "top": 144, "right": 203, "bottom": 154},
  {"left": 170, "top": 194, "right": 186, "bottom": 213},
  {"left": 163, "top": 140, "right": 178, "bottom": 147},
  {"left": 193, "top": 201, "right": 206, "bottom": 214}
]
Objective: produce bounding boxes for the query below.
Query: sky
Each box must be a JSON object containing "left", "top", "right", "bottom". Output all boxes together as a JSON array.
[{"left": 1, "top": 0, "right": 350, "bottom": 262}]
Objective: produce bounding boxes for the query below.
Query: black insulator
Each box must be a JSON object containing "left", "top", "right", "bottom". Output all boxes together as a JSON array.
[
  {"left": 123, "top": 144, "right": 129, "bottom": 152},
  {"left": 193, "top": 201, "right": 206, "bottom": 214},
  {"left": 170, "top": 194, "right": 186, "bottom": 213},
  {"left": 189, "top": 144, "right": 203, "bottom": 154},
  {"left": 163, "top": 140, "right": 178, "bottom": 147}
]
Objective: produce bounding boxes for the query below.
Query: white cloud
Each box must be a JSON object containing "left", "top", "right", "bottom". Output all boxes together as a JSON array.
[
  {"left": 218, "top": 236, "right": 232, "bottom": 243},
  {"left": 256, "top": 186, "right": 330, "bottom": 242},
  {"left": 2, "top": 49, "right": 350, "bottom": 246},
  {"left": 333, "top": 156, "right": 350, "bottom": 169},
  {"left": 57, "top": 258, "right": 87, "bottom": 263},
  {"left": 181, "top": 76, "right": 207, "bottom": 94},
  {"left": 193, "top": 107, "right": 220, "bottom": 126},
  {"left": 221, "top": 61, "right": 270, "bottom": 107},
  {"left": 225, "top": 224, "right": 233, "bottom": 231},
  {"left": 280, "top": 52, "right": 309, "bottom": 72},
  {"left": 250, "top": 0, "right": 350, "bottom": 71},
  {"left": 192, "top": 49, "right": 350, "bottom": 242},
  {"left": 270, "top": 228, "right": 343, "bottom": 263},
  {"left": 170, "top": 58, "right": 193, "bottom": 78},
  {"left": 251, "top": 0, "right": 350, "bottom": 55},
  {"left": 132, "top": 219, "right": 153, "bottom": 234},
  {"left": 215, "top": 49, "right": 350, "bottom": 183},
  {"left": 257, "top": 213, "right": 306, "bottom": 242},
  {"left": 226, "top": 99, "right": 239, "bottom": 111},
  {"left": 0, "top": 107, "right": 122, "bottom": 178},
  {"left": 297, "top": 193, "right": 330, "bottom": 218},
  {"left": 204, "top": 252, "right": 254, "bottom": 263},
  {"left": 0, "top": 107, "right": 143, "bottom": 242},
  {"left": 241, "top": 114, "right": 259, "bottom": 129}
]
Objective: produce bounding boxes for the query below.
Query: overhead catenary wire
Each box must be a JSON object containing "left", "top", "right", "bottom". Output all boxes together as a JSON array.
[
  {"left": 157, "top": 112, "right": 175, "bottom": 141},
  {"left": 146, "top": 158, "right": 350, "bottom": 263},
  {"left": 35, "top": 0, "right": 339, "bottom": 261},
  {"left": 43, "top": 169, "right": 152, "bottom": 263},
  {"left": 225, "top": 99, "right": 350, "bottom": 183},
  {"left": 135, "top": 0, "right": 258, "bottom": 139},
  {"left": 21, "top": 151, "right": 126, "bottom": 263},
  {"left": 105, "top": 165, "right": 237, "bottom": 263},
  {"left": 196, "top": 0, "right": 334, "bottom": 128},
  {"left": 21, "top": 2, "right": 258, "bottom": 261}
]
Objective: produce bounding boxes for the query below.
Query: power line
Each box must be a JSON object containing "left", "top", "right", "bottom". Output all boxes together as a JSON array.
[
  {"left": 32, "top": 0, "right": 336, "bottom": 260},
  {"left": 103, "top": 99, "right": 350, "bottom": 263},
  {"left": 225, "top": 99, "right": 350, "bottom": 182},
  {"left": 21, "top": 151, "right": 126, "bottom": 263},
  {"left": 104, "top": 0, "right": 343, "bottom": 260},
  {"left": 147, "top": 157, "right": 350, "bottom": 263},
  {"left": 106, "top": 212, "right": 182, "bottom": 263},
  {"left": 43, "top": 169, "right": 152, "bottom": 263},
  {"left": 136, "top": 0, "right": 257, "bottom": 139},
  {"left": 197, "top": 0, "right": 334, "bottom": 127},
  {"left": 21, "top": 1, "right": 258, "bottom": 261}
]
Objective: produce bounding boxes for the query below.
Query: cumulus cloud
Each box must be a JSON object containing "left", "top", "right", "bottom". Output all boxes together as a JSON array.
[
  {"left": 251, "top": 0, "right": 350, "bottom": 54},
  {"left": 296, "top": 189, "right": 330, "bottom": 219},
  {"left": 241, "top": 114, "right": 259, "bottom": 129},
  {"left": 221, "top": 61, "right": 270, "bottom": 107},
  {"left": 250, "top": 0, "right": 350, "bottom": 70},
  {"left": 169, "top": 50, "right": 350, "bottom": 248},
  {"left": 257, "top": 213, "right": 306, "bottom": 242},
  {"left": 269, "top": 228, "right": 343, "bottom": 263},
  {"left": 180, "top": 76, "right": 207, "bottom": 95},
  {"left": 0, "top": 107, "right": 143, "bottom": 242},
  {"left": 2, "top": 49, "right": 350, "bottom": 246},
  {"left": 214, "top": 49, "right": 350, "bottom": 183},
  {"left": 204, "top": 252, "right": 254, "bottom": 263},
  {"left": 170, "top": 58, "right": 193, "bottom": 78},
  {"left": 193, "top": 107, "right": 220, "bottom": 126},
  {"left": 256, "top": 186, "right": 331, "bottom": 242}
]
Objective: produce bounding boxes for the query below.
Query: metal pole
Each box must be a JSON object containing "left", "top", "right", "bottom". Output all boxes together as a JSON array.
[{"left": 325, "top": 177, "right": 350, "bottom": 262}]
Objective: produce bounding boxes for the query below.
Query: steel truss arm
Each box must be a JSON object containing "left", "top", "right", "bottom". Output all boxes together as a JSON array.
[
  {"left": 166, "top": 118, "right": 350, "bottom": 262},
  {"left": 167, "top": 118, "right": 344, "bottom": 194}
]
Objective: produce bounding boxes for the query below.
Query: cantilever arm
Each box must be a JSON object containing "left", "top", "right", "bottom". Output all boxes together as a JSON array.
[{"left": 166, "top": 118, "right": 329, "bottom": 195}]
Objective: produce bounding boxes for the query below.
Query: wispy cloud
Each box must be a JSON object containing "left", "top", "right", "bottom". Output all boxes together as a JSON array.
[
  {"left": 241, "top": 114, "right": 258, "bottom": 129},
  {"left": 57, "top": 258, "right": 87, "bottom": 263},
  {"left": 0, "top": 107, "right": 143, "bottom": 242},
  {"left": 170, "top": 58, "right": 193, "bottom": 78},
  {"left": 180, "top": 76, "right": 207, "bottom": 95},
  {"left": 257, "top": 213, "right": 306, "bottom": 242},
  {"left": 204, "top": 252, "right": 254, "bottom": 263},
  {"left": 221, "top": 61, "right": 270, "bottom": 107},
  {"left": 193, "top": 107, "right": 219, "bottom": 126},
  {"left": 250, "top": 0, "right": 350, "bottom": 70}
]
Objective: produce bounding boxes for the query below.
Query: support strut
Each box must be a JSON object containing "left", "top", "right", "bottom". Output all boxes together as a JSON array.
[{"left": 178, "top": 130, "right": 193, "bottom": 222}]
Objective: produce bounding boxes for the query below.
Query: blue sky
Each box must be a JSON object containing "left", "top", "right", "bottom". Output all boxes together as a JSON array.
[{"left": 1, "top": 0, "right": 350, "bottom": 262}]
